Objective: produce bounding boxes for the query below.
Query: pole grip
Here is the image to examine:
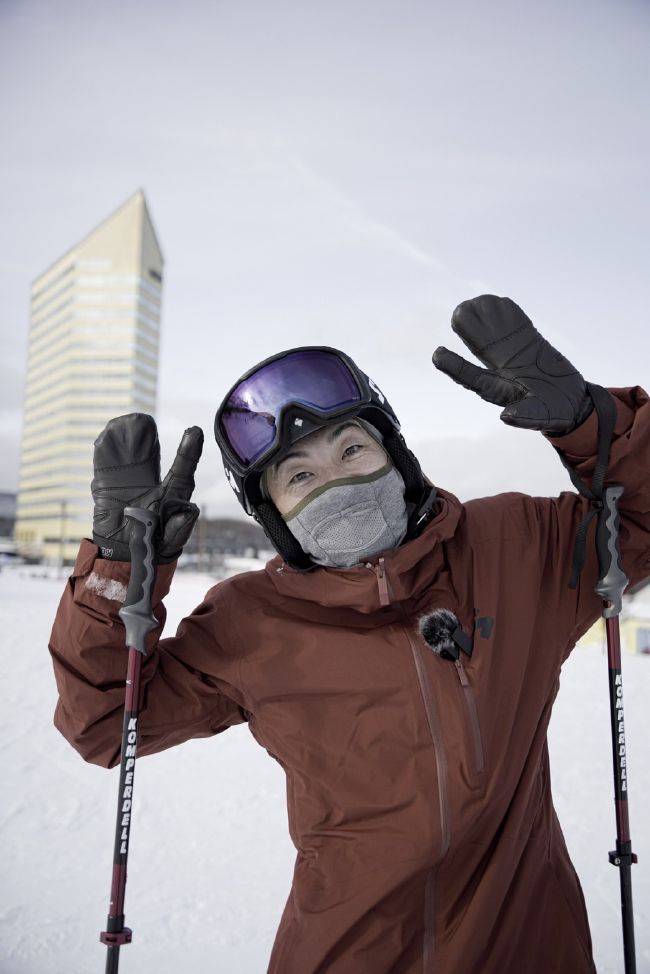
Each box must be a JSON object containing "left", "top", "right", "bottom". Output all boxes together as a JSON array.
[
  {"left": 118, "top": 508, "right": 160, "bottom": 654},
  {"left": 593, "top": 485, "right": 628, "bottom": 618}
]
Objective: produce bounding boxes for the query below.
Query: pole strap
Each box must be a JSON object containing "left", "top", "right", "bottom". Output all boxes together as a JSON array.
[{"left": 552, "top": 383, "right": 618, "bottom": 589}]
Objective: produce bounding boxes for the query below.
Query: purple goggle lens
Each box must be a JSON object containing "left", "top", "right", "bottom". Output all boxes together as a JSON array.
[{"left": 220, "top": 350, "right": 362, "bottom": 466}]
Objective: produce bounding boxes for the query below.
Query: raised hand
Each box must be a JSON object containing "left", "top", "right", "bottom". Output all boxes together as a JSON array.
[
  {"left": 91, "top": 413, "right": 204, "bottom": 562},
  {"left": 433, "top": 295, "right": 593, "bottom": 434}
]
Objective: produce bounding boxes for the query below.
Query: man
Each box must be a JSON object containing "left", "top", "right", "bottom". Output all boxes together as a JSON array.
[{"left": 50, "top": 296, "right": 650, "bottom": 973}]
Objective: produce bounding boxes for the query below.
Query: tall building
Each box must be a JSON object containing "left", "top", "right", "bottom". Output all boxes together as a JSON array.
[{"left": 15, "top": 190, "right": 163, "bottom": 563}]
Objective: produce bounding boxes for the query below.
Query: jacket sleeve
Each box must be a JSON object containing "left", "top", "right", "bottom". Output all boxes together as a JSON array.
[
  {"left": 531, "top": 385, "right": 650, "bottom": 649},
  {"left": 49, "top": 540, "right": 248, "bottom": 769}
]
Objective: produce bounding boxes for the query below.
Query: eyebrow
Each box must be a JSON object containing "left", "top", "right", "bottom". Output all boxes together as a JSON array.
[
  {"left": 328, "top": 420, "right": 359, "bottom": 442},
  {"left": 272, "top": 421, "right": 362, "bottom": 472}
]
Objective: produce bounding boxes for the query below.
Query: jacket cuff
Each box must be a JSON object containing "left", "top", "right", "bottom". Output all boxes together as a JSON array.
[
  {"left": 72, "top": 539, "right": 176, "bottom": 610},
  {"left": 544, "top": 390, "right": 635, "bottom": 461}
]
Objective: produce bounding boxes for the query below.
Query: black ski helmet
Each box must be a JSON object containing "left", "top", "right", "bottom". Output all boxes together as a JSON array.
[{"left": 214, "top": 346, "right": 436, "bottom": 569}]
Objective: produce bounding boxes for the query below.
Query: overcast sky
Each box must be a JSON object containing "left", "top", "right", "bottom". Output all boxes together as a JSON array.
[{"left": 1, "top": 0, "right": 648, "bottom": 516}]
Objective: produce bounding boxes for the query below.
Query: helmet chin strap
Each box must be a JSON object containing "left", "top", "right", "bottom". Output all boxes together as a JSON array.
[
  {"left": 381, "top": 430, "right": 438, "bottom": 540},
  {"left": 409, "top": 485, "right": 438, "bottom": 534}
]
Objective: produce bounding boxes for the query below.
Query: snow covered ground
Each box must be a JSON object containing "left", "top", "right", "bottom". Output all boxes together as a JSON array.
[{"left": 1, "top": 567, "right": 648, "bottom": 974}]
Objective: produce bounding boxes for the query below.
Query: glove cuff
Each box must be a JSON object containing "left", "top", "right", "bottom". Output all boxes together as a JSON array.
[
  {"left": 545, "top": 394, "right": 595, "bottom": 438},
  {"left": 93, "top": 536, "right": 132, "bottom": 561}
]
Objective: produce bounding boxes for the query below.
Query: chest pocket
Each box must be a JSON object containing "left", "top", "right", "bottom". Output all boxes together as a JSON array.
[
  {"left": 453, "top": 657, "right": 485, "bottom": 776},
  {"left": 417, "top": 607, "right": 486, "bottom": 789},
  {"left": 421, "top": 639, "right": 486, "bottom": 793}
]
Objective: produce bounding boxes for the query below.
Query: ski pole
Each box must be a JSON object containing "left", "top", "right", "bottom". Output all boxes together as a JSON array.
[
  {"left": 100, "top": 507, "right": 160, "bottom": 973},
  {"left": 593, "top": 485, "right": 637, "bottom": 974}
]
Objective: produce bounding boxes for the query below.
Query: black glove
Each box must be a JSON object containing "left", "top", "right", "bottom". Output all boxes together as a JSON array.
[
  {"left": 91, "top": 413, "right": 204, "bottom": 563},
  {"left": 432, "top": 295, "right": 593, "bottom": 434}
]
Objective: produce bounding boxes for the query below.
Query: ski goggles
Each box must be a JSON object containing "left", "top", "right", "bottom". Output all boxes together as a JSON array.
[{"left": 215, "top": 347, "right": 396, "bottom": 476}]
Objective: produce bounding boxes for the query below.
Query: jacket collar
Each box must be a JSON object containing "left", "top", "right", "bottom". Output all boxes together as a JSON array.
[{"left": 265, "top": 488, "right": 463, "bottom": 613}]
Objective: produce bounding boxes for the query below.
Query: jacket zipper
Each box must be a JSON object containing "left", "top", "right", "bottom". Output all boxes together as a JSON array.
[
  {"left": 368, "top": 558, "right": 451, "bottom": 972},
  {"left": 454, "top": 660, "right": 485, "bottom": 775},
  {"left": 369, "top": 559, "right": 452, "bottom": 855},
  {"left": 374, "top": 557, "right": 390, "bottom": 606}
]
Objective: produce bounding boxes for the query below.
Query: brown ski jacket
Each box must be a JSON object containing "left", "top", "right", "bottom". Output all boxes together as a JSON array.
[{"left": 50, "top": 387, "right": 650, "bottom": 974}]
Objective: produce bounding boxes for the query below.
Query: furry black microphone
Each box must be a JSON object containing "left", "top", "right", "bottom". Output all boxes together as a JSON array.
[{"left": 419, "top": 609, "right": 473, "bottom": 660}]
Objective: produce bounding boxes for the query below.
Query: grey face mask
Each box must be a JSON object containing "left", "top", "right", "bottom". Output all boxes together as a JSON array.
[{"left": 282, "top": 461, "right": 408, "bottom": 569}]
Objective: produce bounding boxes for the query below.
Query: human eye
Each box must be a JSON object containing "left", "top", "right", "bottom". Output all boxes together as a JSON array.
[
  {"left": 289, "top": 470, "right": 311, "bottom": 485},
  {"left": 343, "top": 443, "right": 362, "bottom": 458},
  {"left": 342, "top": 431, "right": 374, "bottom": 459}
]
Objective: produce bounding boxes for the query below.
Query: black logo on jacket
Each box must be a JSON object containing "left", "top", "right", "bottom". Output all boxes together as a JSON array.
[{"left": 474, "top": 608, "right": 495, "bottom": 640}]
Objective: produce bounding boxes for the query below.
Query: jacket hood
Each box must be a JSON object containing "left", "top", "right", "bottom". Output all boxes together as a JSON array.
[{"left": 265, "top": 487, "right": 463, "bottom": 613}]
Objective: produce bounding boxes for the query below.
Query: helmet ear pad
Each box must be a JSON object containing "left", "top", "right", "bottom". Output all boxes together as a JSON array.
[
  {"left": 241, "top": 471, "right": 313, "bottom": 571},
  {"left": 254, "top": 499, "right": 314, "bottom": 571},
  {"left": 382, "top": 430, "right": 426, "bottom": 504}
]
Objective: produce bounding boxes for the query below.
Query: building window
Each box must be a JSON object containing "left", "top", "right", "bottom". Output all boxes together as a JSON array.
[
  {"left": 31, "top": 280, "right": 74, "bottom": 317},
  {"left": 76, "top": 259, "right": 113, "bottom": 270},
  {"left": 32, "top": 264, "right": 74, "bottom": 300}
]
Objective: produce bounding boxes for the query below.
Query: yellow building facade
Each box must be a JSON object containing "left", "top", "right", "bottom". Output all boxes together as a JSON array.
[
  {"left": 578, "top": 605, "right": 650, "bottom": 655},
  {"left": 15, "top": 190, "right": 163, "bottom": 563}
]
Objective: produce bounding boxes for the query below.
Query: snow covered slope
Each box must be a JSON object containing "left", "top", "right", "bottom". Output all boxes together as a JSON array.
[{"left": 1, "top": 569, "right": 648, "bottom": 973}]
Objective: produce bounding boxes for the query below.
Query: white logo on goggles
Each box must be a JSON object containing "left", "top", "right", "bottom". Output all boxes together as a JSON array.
[
  {"left": 369, "top": 378, "right": 385, "bottom": 404},
  {"left": 225, "top": 468, "right": 240, "bottom": 493}
]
